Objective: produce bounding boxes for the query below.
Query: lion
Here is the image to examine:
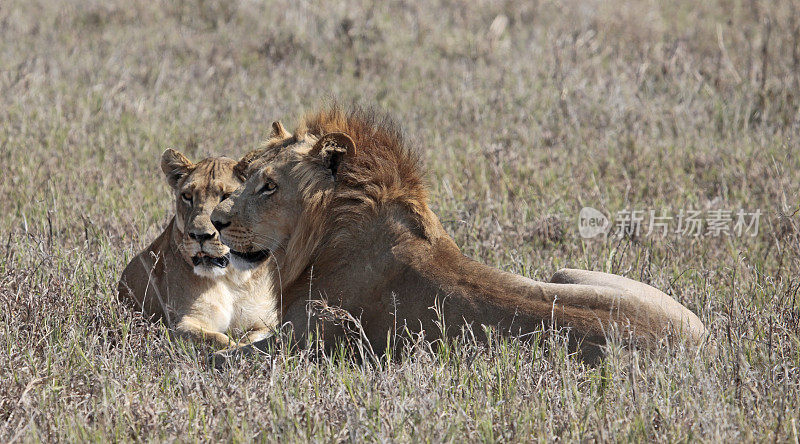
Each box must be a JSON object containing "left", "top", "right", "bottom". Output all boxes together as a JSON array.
[
  {"left": 117, "top": 149, "right": 277, "bottom": 348},
  {"left": 209, "top": 107, "right": 706, "bottom": 361}
]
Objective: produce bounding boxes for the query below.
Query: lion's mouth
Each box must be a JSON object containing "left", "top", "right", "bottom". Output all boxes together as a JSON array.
[
  {"left": 191, "top": 252, "right": 230, "bottom": 268},
  {"left": 230, "top": 249, "right": 271, "bottom": 263}
]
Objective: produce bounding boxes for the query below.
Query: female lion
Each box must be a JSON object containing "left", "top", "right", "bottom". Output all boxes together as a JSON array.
[{"left": 118, "top": 149, "right": 277, "bottom": 348}]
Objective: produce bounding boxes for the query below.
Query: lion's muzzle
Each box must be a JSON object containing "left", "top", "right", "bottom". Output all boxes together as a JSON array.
[{"left": 191, "top": 252, "right": 231, "bottom": 269}]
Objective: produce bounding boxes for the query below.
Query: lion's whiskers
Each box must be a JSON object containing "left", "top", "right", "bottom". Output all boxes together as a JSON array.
[{"left": 250, "top": 233, "right": 288, "bottom": 255}]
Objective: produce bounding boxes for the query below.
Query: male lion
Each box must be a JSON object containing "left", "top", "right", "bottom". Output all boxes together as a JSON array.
[
  {"left": 117, "top": 149, "right": 277, "bottom": 348},
  {"left": 210, "top": 107, "right": 705, "bottom": 361}
]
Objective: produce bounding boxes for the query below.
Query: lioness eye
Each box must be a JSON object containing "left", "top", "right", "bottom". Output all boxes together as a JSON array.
[
  {"left": 181, "top": 192, "right": 193, "bottom": 203},
  {"left": 258, "top": 181, "right": 277, "bottom": 195},
  {"left": 221, "top": 193, "right": 231, "bottom": 201}
]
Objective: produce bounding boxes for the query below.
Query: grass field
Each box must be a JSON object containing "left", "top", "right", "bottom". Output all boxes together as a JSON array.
[{"left": 1, "top": 0, "right": 799, "bottom": 441}]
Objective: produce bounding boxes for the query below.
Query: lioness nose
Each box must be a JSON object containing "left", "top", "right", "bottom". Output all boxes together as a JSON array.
[
  {"left": 189, "top": 231, "right": 214, "bottom": 242},
  {"left": 212, "top": 218, "right": 231, "bottom": 231}
]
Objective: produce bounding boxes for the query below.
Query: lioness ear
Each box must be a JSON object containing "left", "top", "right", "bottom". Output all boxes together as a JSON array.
[
  {"left": 161, "top": 149, "right": 194, "bottom": 188},
  {"left": 234, "top": 149, "right": 262, "bottom": 180},
  {"left": 270, "top": 121, "right": 290, "bottom": 140},
  {"left": 310, "top": 132, "right": 356, "bottom": 179}
]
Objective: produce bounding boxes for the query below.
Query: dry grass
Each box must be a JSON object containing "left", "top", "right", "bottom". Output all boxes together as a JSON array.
[{"left": 1, "top": 0, "right": 799, "bottom": 441}]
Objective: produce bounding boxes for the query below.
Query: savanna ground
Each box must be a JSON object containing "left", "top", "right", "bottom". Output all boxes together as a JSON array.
[{"left": 1, "top": 0, "right": 799, "bottom": 441}]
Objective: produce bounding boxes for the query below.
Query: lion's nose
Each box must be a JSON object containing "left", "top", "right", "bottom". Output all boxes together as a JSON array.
[
  {"left": 212, "top": 218, "right": 231, "bottom": 232},
  {"left": 189, "top": 231, "right": 215, "bottom": 242}
]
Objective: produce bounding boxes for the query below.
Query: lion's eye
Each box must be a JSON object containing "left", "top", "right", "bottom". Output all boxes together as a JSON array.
[
  {"left": 221, "top": 193, "right": 231, "bottom": 201},
  {"left": 258, "top": 181, "right": 277, "bottom": 195},
  {"left": 181, "top": 192, "right": 193, "bottom": 203}
]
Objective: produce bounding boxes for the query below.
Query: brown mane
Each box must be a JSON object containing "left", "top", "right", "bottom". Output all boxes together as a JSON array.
[{"left": 294, "top": 105, "right": 435, "bottom": 239}]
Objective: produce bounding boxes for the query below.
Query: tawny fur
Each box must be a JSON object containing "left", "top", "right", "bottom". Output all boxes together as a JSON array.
[
  {"left": 117, "top": 151, "right": 277, "bottom": 348},
  {"left": 212, "top": 105, "right": 706, "bottom": 360}
]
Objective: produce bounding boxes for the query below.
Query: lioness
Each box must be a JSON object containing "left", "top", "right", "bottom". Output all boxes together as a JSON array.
[
  {"left": 117, "top": 149, "right": 277, "bottom": 348},
  {"left": 210, "top": 107, "right": 705, "bottom": 361}
]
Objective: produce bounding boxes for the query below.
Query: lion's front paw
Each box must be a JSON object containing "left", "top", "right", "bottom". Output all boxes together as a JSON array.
[
  {"left": 206, "top": 343, "right": 271, "bottom": 370},
  {"left": 206, "top": 348, "right": 236, "bottom": 370}
]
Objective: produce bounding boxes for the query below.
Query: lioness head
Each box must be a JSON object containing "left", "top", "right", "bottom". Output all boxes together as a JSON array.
[
  {"left": 161, "top": 149, "right": 242, "bottom": 278},
  {"left": 210, "top": 120, "right": 358, "bottom": 273}
]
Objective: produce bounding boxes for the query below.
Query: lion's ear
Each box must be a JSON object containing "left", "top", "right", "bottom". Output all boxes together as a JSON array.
[
  {"left": 270, "top": 121, "right": 290, "bottom": 140},
  {"left": 234, "top": 149, "right": 262, "bottom": 180},
  {"left": 310, "top": 132, "right": 356, "bottom": 179},
  {"left": 161, "top": 149, "right": 194, "bottom": 188}
]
